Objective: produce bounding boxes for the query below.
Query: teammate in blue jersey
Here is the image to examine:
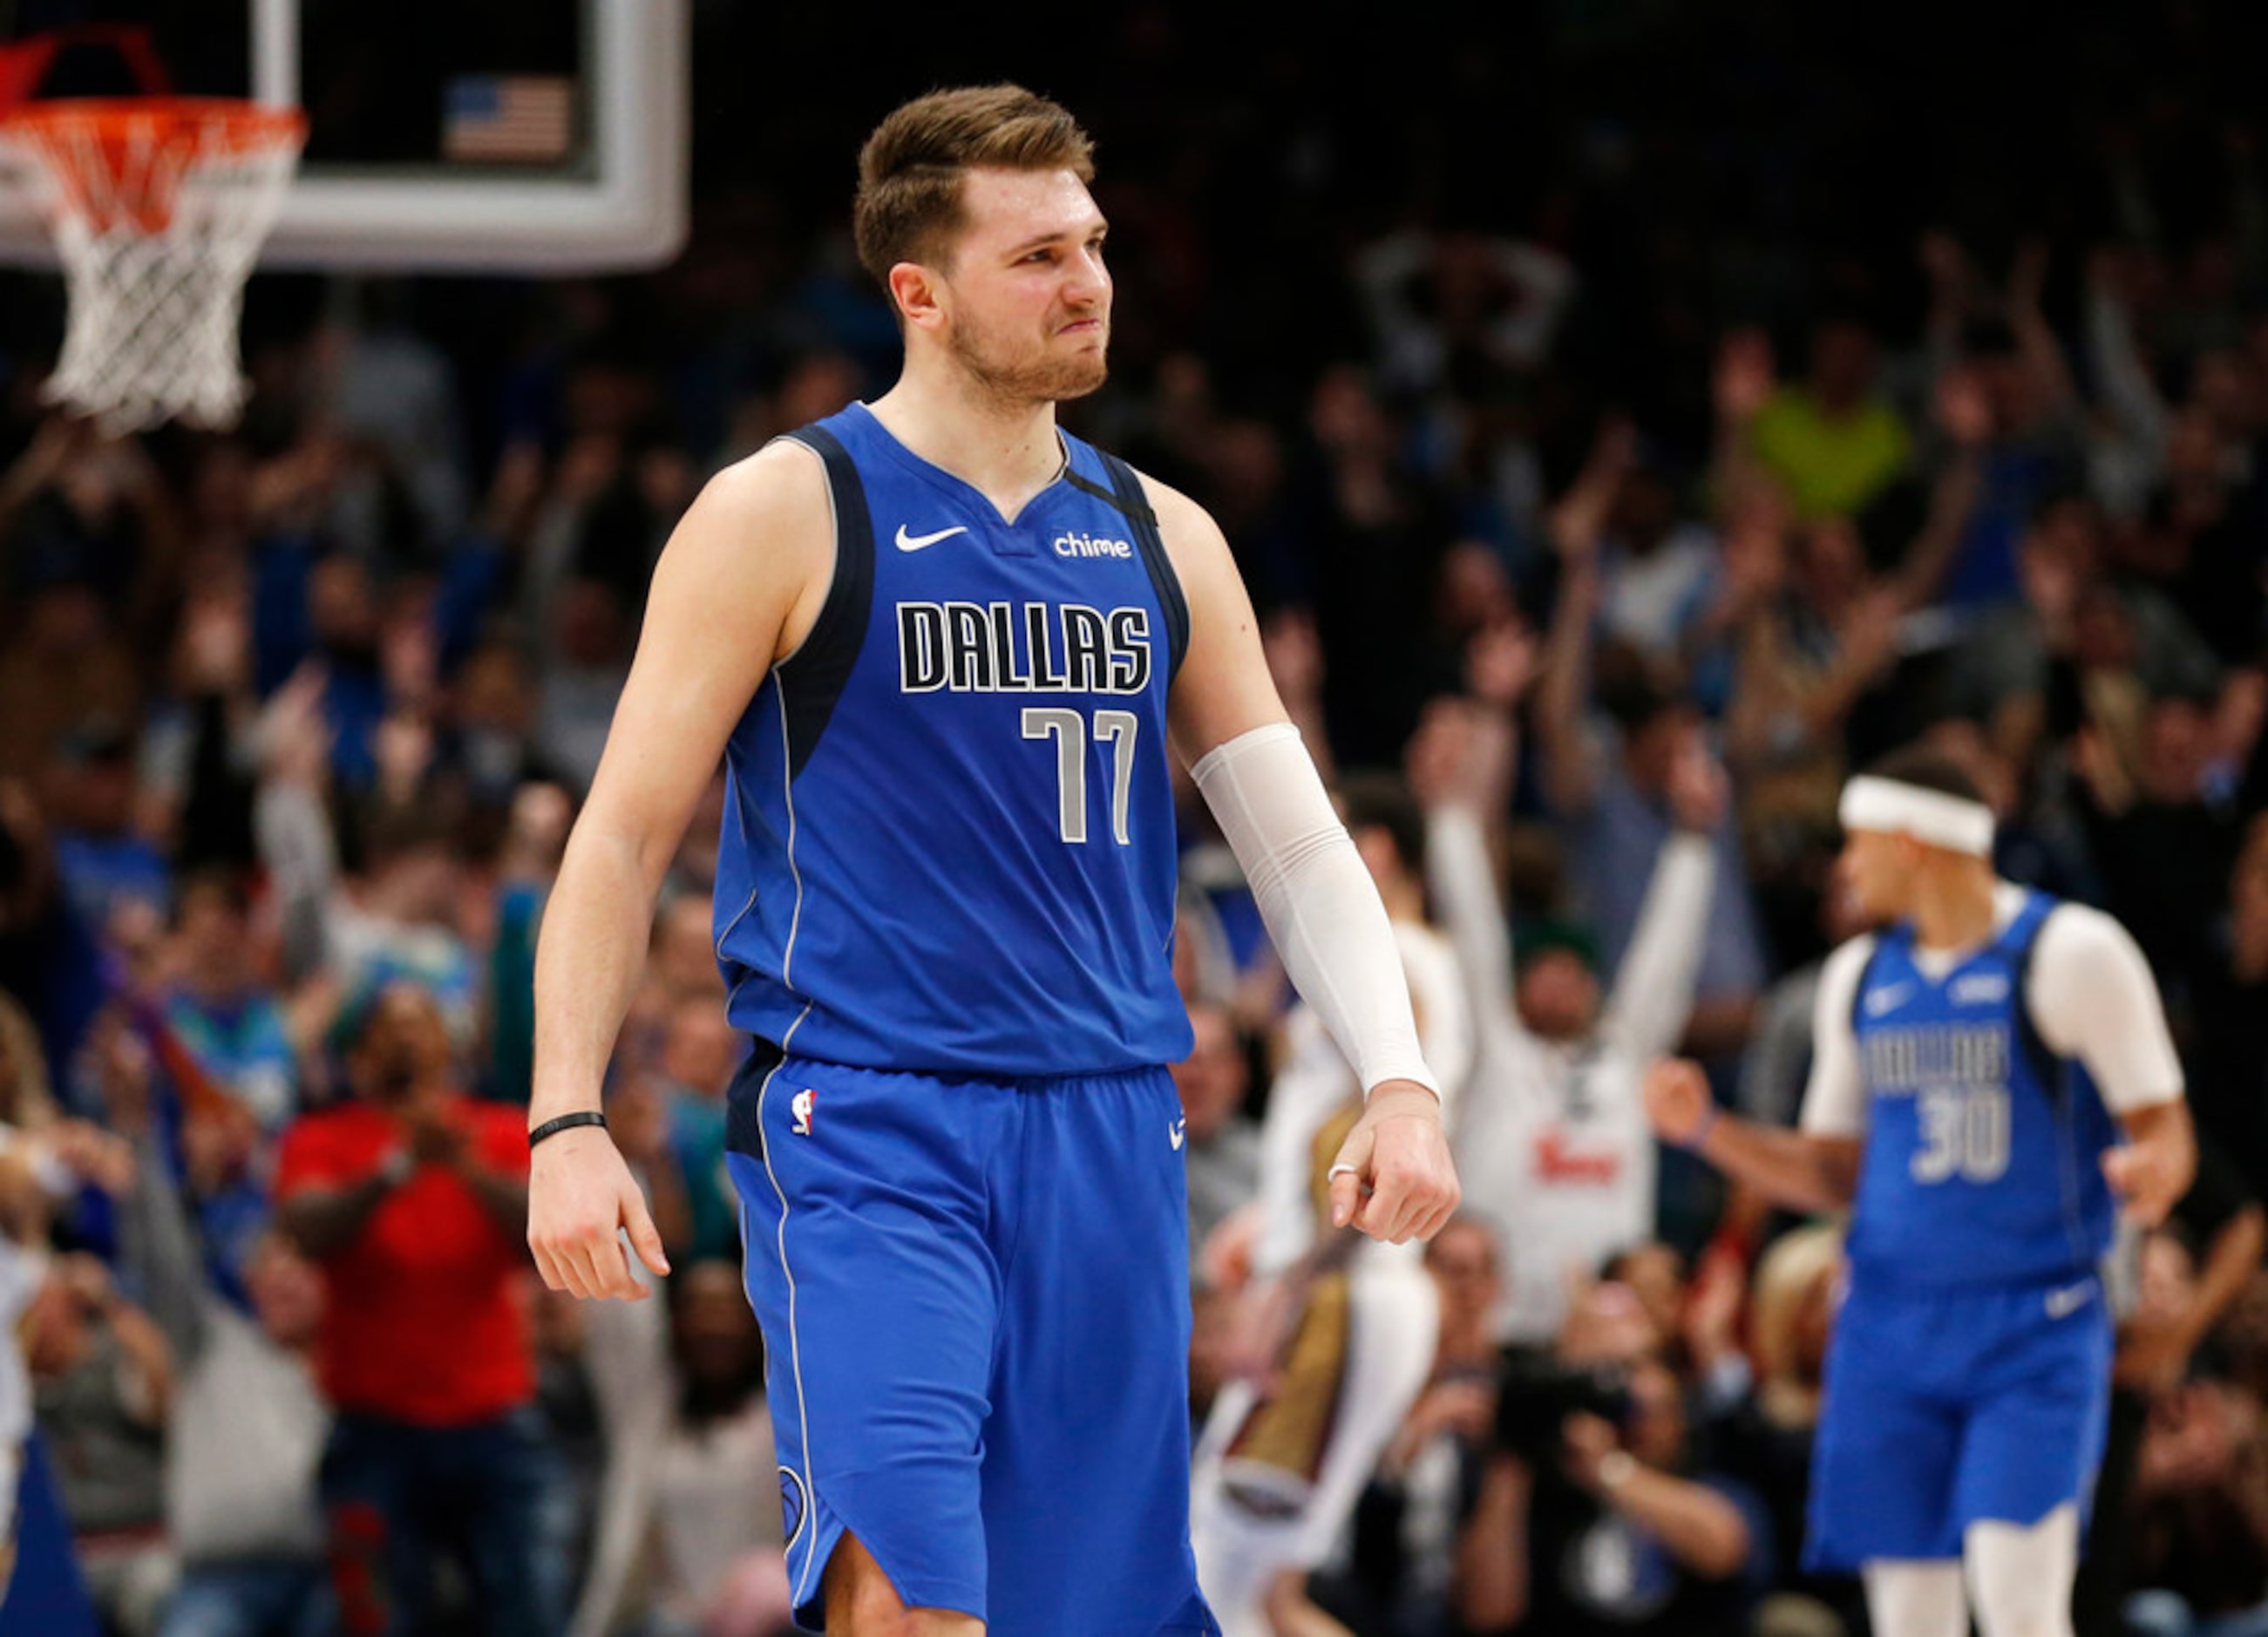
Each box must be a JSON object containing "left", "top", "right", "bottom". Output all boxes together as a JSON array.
[
  {"left": 1644, "top": 746, "right": 2195, "bottom": 1637},
  {"left": 523, "top": 85, "right": 1461, "bottom": 1636}
]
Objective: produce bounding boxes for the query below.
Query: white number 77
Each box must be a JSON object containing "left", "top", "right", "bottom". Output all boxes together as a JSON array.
[{"left": 1022, "top": 707, "right": 1138, "bottom": 845}]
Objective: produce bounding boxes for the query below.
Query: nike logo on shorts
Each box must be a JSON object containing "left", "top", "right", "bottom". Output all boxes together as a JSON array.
[
  {"left": 1170, "top": 1117, "right": 1186, "bottom": 1151},
  {"left": 895, "top": 524, "right": 969, "bottom": 552}
]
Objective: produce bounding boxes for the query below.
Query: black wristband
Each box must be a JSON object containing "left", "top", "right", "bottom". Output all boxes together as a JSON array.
[{"left": 528, "top": 1111, "right": 608, "bottom": 1151}]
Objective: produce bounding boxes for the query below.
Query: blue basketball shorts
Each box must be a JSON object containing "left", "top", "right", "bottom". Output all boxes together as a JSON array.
[
  {"left": 726, "top": 1049, "right": 1220, "bottom": 1636},
  {"left": 1805, "top": 1269, "right": 2114, "bottom": 1570}
]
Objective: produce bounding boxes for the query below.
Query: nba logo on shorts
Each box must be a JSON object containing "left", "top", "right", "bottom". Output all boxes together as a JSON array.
[
  {"left": 778, "top": 1465, "right": 808, "bottom": 1548},
  {"left": 791, "top": 1088, "right": 816, "bottom": 1137}
]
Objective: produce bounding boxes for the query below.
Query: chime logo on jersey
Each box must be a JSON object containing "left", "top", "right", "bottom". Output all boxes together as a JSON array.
[
  {"left": 1950, "top": 971, "right": 2012, "bottom": 1006},
  {"left": 1054, "top": 529, "right": 1133, "bottom": 559},
  {"left": 897, "top": 601, "right": 1153, "bottom": 695},
  {"left": 791, "top": 1088, "right": 815, "bottom": 1137}
]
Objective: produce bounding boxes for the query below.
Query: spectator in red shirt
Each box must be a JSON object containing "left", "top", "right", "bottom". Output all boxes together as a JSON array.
[{"left": 274, "top": 982, "right": 555, "bottom": 1637}]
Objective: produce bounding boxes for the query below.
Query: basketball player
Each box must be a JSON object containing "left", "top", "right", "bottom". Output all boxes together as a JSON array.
[
  {"left": 1190, "top": 775, "right": 1472, "bottom": 1637},
  {"left": 1645, "top": 747, "right": 2196, "bottom": 1637},
  {"left": 524, "top": 86, "right": 1460, "bottom": 1637}
]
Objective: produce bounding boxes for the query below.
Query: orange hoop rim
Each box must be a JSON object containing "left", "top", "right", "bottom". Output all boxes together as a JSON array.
[
  {"left": 0, "top": 97, "right": 306, "bottom": 236},
  {"left": 0, "top": 96, "right": 307, "bottom": 156}
]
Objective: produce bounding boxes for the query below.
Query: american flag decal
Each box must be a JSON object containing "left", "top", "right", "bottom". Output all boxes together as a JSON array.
[{"left": 443, "top": 76, "right": 576, "bottom": 166}]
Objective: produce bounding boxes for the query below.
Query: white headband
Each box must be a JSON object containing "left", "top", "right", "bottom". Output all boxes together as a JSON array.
[{"left": 1837, "top": 775, "right": 1994, "bottom": 858}]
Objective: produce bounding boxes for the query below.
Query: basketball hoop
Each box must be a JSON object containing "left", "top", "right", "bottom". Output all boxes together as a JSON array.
[{"left": 0, "top": 95, "right": 306, "bottom": 432}]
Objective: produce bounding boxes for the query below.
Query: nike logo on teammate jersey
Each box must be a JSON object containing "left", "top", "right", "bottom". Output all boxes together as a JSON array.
[
  {"left": 1170, "top": 1117, "right": 1186, "bottom": 1151},
  {"left": 2045, "top": 1280, "right": 2095, "bottom": 1319},
  {"left": 1864, "top": 982, "right": 1915, "bottom": 1018},
  {"left": 895, "top": 524, "right": 969, "bottom": 552}
]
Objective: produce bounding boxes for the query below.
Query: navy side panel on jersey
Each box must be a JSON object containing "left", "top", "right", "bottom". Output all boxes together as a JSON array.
[
  {"left": 1844, "top": 892, "right": 2122, "bottom": 1289},
  {"left": 710, "top": 403, "right": 1195, "bottom": 1078}
]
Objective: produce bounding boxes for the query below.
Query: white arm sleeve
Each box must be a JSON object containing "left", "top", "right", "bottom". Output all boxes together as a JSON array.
[
  {"left": 2027, "top": 906, "right": 2186, "bottom": 1112},
  {"left": 1192, "top": 723, "right": 1437, "bottom": 1096},
  {"left": 1798, "top": 937, "right": 1878, "bottom": 1138}
]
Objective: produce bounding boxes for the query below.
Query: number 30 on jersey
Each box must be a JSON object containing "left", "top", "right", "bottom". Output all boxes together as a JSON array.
[{"left": 1910, "top": 1083, "right": 2012, "bottom": 1185}]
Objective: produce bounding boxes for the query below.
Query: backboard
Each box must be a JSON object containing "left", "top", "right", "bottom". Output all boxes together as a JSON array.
[{"left": 0, "top": 0, "right": 687, "bottom": 272}]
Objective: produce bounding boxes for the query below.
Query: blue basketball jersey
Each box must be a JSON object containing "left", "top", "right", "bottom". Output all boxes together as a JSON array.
[
  {"left": 1844, "top": 891, "right": 2122, "bottom": 1289},
  {"left": 711, "top": 402, "right": 1195, "bottom": 1078}
]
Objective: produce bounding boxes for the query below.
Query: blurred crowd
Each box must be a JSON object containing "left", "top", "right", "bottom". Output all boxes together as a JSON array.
[{"left": 0, "top": 8, "right": 2266, "bottom": 1636}]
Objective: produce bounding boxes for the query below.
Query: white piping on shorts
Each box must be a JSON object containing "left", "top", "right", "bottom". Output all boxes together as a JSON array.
[{"left": 753, "top": 1021, "right": 818, "bottom": 1606}]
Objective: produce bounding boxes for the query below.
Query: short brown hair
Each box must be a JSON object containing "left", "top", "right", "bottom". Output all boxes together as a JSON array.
[{"left": 852, "top": 85, "right": 1095, "bottom": 288}]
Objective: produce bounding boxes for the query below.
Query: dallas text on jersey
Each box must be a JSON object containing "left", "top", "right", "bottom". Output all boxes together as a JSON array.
[
  {"left": 1861, "top": 1022, "right": 2013, "bottom": 1097},
  {"left": 897, "top": 601, "right": 1154, "bottom": 695}
]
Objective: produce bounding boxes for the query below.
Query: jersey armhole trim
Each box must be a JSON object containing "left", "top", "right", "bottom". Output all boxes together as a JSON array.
[
  {"left": 1083, "top": 453, "right": 1191, "bottom": 678},
  {"left": 771, "top": 427, "right": 876, "bottom": 778}
]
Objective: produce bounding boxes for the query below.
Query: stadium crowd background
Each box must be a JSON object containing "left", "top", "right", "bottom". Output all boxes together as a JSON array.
[{"left": 2, "top": 3, "right": 2267, "bottom": 1634}]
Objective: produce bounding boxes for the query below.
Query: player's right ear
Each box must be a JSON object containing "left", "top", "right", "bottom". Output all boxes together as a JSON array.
[{"left": 889, "top": 262, "right": 946, "bottom": 334}]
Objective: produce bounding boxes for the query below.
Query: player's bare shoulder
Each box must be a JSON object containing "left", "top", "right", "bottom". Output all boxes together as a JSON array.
[
  {"left": 655, "top": 436, "right": 838, "bottom": 669},
  {"left": 1124, "top": 462, "right": 1284, "bottom": 757},
  {"left": 1123, "top": 464, "right": 1252, "bottom": 634},
  {"left": 1126, "top": 466, "right": 1230, "bottom": 568},
  {"left": 684, "top": 437, "right": 835, "bottom": 574}
]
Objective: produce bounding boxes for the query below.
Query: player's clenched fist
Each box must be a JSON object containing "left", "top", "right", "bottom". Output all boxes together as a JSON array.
[
  {"left": 1327, "top": 1081, "right": 1460, "bottom": 1245},
  {"left": 1642, "top": 1058, "right": 1713, "bottom": 1148},
  {"left": 2101, "top": 1102, "right": 2197, "bottom": 1228},
  {"left": 527, "top": 1124, "right": 671, "bottom": 1301}
]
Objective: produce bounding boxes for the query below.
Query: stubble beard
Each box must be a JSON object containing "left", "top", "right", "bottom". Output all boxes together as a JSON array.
[{"left": 949, "top": 313, "right": 1110, "bottom": 407}]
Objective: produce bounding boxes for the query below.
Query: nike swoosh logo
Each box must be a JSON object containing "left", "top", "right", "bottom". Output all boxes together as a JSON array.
[
  {"left": 1864, "top": 983, "right": 1914, "bottom": 1018},
  {"left": 2045, "top": 1280, "right": 2095, "bottom": 1320},
  {"left": 1170, "top": 1119, "right": 1186, "bottom": 1151},
  {"left": 895, "top": 524, "right": 969, "bottom": 552}
]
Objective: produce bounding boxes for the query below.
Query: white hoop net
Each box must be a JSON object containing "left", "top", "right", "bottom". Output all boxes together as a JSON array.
[{"left": 0, "top": 100, "right": 305, "bottom": 433}]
